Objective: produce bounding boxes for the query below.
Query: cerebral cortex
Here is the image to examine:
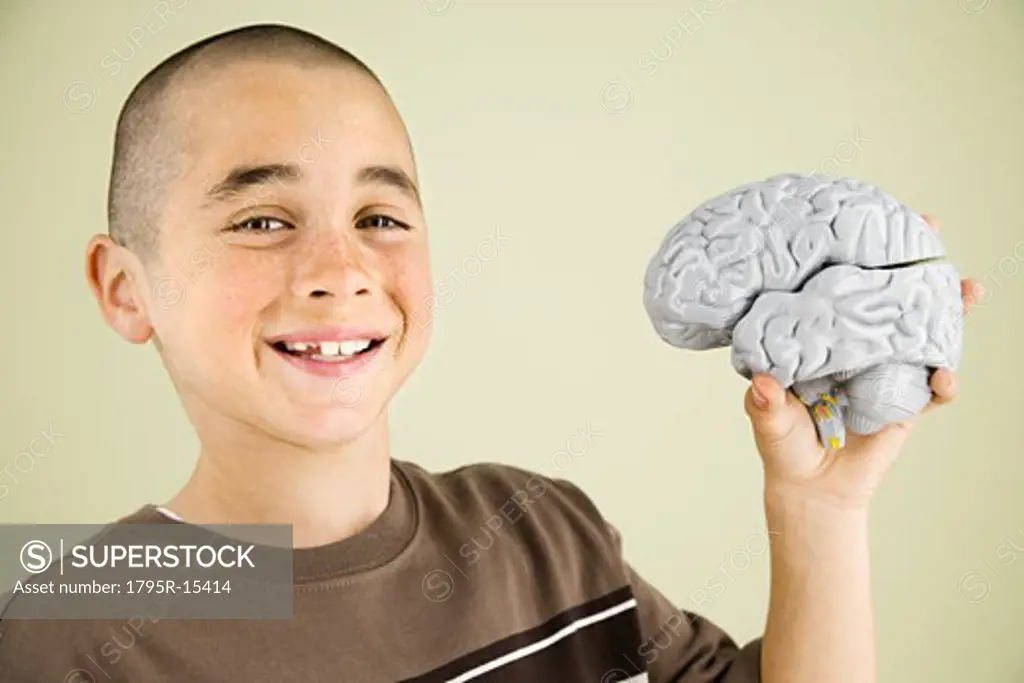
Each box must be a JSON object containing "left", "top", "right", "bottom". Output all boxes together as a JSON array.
[{"left": 642, "top": 173, "right": 964, "bottom": 447}]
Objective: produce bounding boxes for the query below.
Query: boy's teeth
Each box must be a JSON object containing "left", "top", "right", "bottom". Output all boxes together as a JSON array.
[
  {"left": 282, "top": 339, "right": 374, "bottom": 357},
  {"left": 339, "top": 340, "right": 371, "bottom": 355}
]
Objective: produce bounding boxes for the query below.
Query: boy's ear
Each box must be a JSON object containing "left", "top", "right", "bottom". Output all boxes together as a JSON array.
[{"left": 85, "top": 234, "right": 154, "bottom": 344}]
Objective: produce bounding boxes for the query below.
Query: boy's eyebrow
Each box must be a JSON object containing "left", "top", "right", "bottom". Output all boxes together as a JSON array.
[
  {"left": 204, "top": 163, "right": 303, "bottom": 204},
  {"left": 202, "top": 163, "right": 421, "bottom": 207},
  {"left": 356, "top": 165, "right": 421, "bottom": 207}
]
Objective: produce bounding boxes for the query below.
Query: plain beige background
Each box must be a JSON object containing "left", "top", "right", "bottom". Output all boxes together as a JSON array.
[{"left": 1, "top": 0, "right": 1022, "bottom": 679}]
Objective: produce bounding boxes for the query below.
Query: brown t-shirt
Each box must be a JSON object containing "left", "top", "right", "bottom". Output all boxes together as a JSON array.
[{"left": 0, "top": 460, "right": 762, "bottom": 682}]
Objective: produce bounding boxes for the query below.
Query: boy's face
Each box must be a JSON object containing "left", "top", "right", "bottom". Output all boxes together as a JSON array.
[{"left": 131, "top": 59, "right": 432, "bottom": 448}]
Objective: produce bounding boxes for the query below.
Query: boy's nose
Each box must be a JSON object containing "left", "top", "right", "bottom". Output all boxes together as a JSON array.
[{"left": 291, "top": 233, "right": 380, "bottom": 301}]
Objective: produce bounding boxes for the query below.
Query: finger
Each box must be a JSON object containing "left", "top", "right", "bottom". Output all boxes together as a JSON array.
[
  {"left": 961, "top": 278, "right": 983, "bottom": 313},
  {"left": 744, "top": 374, "right": 799, "bottom": 444},
  {"left": 921, "top": 213, "right": 940, "bottom": 231},
  {"left": 923, "top": 369, "right": 957, "bottom": 413},
  {"left": 845, "top": 419, "right": 912, "bottom": 462}
]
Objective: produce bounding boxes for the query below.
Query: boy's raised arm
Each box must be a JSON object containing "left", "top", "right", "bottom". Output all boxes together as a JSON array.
[
  {"left": 758, "top": 487, "right": 874, "bottom": 683},
  {"left": 617, "top": 263, "right": 977, "bottom": 682},
  {"left": 736, "top": 295, "right": 969, "bottom": 683}
]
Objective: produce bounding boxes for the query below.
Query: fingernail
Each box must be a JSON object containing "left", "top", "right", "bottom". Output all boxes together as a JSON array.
[{"left": 752, "top": 383, "right": 769, "bottom": 409}]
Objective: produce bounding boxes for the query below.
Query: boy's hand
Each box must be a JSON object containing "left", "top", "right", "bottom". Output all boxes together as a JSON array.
[{"left": 742, "top": 215, "right": 981, "bottom": 510}]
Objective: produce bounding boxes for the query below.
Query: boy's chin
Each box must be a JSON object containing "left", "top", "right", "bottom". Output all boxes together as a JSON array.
[{"left": 266, "top": 405, "right": 386, "bottom": 450}]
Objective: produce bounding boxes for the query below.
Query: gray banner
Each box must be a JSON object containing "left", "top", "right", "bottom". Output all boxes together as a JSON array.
[{"left": 0, "top": 523, "right": 294, "bottom": 619}]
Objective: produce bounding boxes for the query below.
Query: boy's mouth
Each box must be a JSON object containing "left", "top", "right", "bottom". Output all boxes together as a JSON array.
[{"left": 269, "top": 337, "right": 387, "bottom": 363}]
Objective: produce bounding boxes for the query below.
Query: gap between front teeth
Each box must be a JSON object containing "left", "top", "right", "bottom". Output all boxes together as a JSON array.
[{"left": 286, "top": 340, "right": 372, "bottom": 356}]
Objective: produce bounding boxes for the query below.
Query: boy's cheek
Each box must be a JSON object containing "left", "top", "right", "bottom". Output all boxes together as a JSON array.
[
  {"left": 148, "top": 270, "right": 268, "bottom": 344},
  {"left": 147, "top": 272, "right": 189, "bottom": 314},
  {"left": 390, "top": 262, "right": 435, "bottom": 328}
]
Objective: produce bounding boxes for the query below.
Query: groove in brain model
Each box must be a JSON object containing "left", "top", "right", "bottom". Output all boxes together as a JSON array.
[{"left": 643, "top": 173, "right": 964, "bottom": 449}]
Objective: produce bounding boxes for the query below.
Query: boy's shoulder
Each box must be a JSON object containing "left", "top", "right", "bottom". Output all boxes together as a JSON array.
[
  {"left": 393, "top": 458, "right": 626, "bottom": 574},
  {"left": 396, "top": 459, "right": 616, "bottom": 537},
  {"left": 397, "top": 458, "right": 592, "bottom": 503}
]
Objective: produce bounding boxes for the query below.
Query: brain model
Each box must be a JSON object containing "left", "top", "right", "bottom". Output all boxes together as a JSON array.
[{"left": 643, "top": 173, "right": 963, "bottom": 449}]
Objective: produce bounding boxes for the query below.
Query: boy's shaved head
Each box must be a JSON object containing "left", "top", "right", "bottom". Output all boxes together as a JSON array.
[{"left": 107, "top": 23, "right": 382, "bottom": 260}]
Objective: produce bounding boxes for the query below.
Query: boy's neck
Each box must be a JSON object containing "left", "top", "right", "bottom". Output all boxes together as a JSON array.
[{"left": 165, "top": 419, "right": 393, "bottom": 549}]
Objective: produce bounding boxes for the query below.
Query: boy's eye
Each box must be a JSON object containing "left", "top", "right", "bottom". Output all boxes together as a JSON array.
[
  {"left": 228, "top": 217, "right": 292, "bottom": 233},
  {"left": 356, "top": 214, "right": 410, "bottom": 231}
]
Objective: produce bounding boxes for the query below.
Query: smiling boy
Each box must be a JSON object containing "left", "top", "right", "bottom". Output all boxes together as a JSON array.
[{"left": 0, "top": 22, "right": 978, "bottom": 682}]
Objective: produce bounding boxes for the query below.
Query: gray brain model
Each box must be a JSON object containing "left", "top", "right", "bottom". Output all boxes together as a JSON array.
[{"left": 643, "top": 173, "right": 963, "bottom": 449}]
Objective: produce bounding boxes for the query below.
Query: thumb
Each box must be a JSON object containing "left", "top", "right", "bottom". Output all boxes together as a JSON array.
[{"left": 744, "top": 373, "right": 797, "bottom": 444}]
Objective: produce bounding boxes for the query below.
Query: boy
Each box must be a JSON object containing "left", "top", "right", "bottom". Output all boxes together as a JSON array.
[{"left": 0, "top": 23, "right": 978, "bottom": 682}]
